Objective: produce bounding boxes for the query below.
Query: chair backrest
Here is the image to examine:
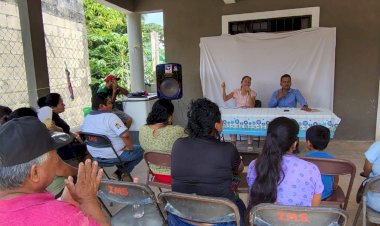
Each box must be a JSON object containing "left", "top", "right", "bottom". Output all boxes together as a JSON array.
[
  {"left": 362, "top": 175, "right": 380, "bottom": 226},
  {"left": 144, "top": 151, "right": 171, "bottom": 168},
  {"left": 300, "top": 157, "right": 356, "bottom": 209},
  {"left": 249, "top": 203, "right": 348, "bottom": 226},
  {"left": 158, "top": 191, "right": 240, "bottom": 226},
  {"left": 80, "top": 131, "right": 121, "bottom": 159},
  {"left": 367, "top": 175, "right": 380, "bottom": 193},
  {"left": 254, "top": 99, "right": 262, "bottom": 108},
  {"left": 98, "top": 179, "right": 165, "bottom": 226},
  {"left": 241, "top": 152, "right": 259, "bottom": 166},
  {"left": 238, "top": 152, "right": 259, "bottom": 193},
  {"left": 144, "top": 151, "right": 172, "bottom": 190},
  {"left": 80, "top": 132, "right": 113, "bottom": 148}
]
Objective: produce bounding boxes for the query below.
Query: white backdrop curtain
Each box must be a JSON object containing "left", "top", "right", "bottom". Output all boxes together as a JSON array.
[{"left": 200, "top": 27, "right": 336, "bottom": 110}]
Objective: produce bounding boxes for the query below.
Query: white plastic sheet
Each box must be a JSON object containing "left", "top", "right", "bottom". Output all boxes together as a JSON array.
[{"left": 200, "top": 27, "right": 336, "bottom": 110}]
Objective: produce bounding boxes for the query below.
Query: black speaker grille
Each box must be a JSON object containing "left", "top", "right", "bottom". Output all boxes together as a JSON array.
[{"left": 160, "top": 78, "right": 180, "bottom": 97}]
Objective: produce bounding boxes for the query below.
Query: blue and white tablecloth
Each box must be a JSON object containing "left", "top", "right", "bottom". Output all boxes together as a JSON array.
[{"left": 221, "top": 108, "right": 341, "bottom": 138}]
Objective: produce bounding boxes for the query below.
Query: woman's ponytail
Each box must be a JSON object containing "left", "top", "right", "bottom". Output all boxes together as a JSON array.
[{"left": 247, "top": 117, "right": 299, "bottom": 211}]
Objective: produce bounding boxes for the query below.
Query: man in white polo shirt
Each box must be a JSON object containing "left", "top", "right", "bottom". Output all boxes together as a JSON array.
[{"left": 81, "top": 93, "right": 143, "bottom": 181}]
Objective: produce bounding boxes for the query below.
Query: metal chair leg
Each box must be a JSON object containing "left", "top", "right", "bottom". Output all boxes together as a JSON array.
[
  {"left": 98, "top": 197, "right": 113, "bottom": 217},
  {"left": 102, "top": 168, "right": 112, "bottom": 179},
  {"left": 352, "top": 201, "right": 363, "bottom": 226},
  {"left": 257, "top": 136, "right": 260, "bottom": 148},
  {"left": 363, "top": 198, "right": 367, "bottom": 226}
]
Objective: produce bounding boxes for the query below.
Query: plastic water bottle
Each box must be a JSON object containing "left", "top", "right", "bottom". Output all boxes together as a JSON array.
[{"left": 132, "top": 177, "right": 145, "bottom": 218}]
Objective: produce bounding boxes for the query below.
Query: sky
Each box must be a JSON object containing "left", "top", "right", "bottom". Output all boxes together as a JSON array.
[{"left": 143, "top": 12, "right": 163, "bottom": 26}]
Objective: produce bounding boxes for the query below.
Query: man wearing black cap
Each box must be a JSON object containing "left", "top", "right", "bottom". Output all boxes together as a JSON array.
[
  {"left": 0, "top": 117, "right": 109, "bottom": 226},
  {"left": 97, "top": 74, "right": 132, "bottom": 129}
]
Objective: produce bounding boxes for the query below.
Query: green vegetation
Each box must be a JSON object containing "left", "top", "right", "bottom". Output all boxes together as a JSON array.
[{"left": 83, "top": 0, "right": 164, "bottom": 89}]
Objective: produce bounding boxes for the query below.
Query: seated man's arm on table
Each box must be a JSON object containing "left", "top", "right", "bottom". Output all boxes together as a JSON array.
[
  {"left": 268, "top": 91, "right": 280, "bottom": 108},
  {"left": 295, "top": 90, "right": 311, "bottom": 111},
  {"left": 112, "top": 80, "right": 128, "bottom": 100},
  {"left": 117, "top": 86, "right": 129, "bottom": 96}
]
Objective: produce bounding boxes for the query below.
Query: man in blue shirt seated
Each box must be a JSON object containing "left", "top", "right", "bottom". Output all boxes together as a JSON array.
[{"left": 268, "top": 74, "right": 311, "bottom": 111}]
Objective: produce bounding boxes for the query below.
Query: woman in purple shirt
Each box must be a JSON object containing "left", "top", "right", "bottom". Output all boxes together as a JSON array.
[{"left": 247, "top": 117, "right": 323, "bottom": 209}]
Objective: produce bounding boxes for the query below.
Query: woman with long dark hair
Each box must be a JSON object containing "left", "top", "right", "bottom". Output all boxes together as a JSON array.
[
  {"left": 0, "top": 105, "right": 12, "bottom": 125},
  {"left": 38, "top": 93, "right": 87, "bottom": 160},
  {"left": 171, "top": 98, "right": 245, "bottom": 225},
  {"left": 38, "top": 93, "right": 70, "bottom": 134},
  {"left": 247, "top": 117, "right": 323, "bottom": 210}
]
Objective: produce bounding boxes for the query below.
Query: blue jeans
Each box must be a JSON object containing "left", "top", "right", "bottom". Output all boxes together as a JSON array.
[
  {"left": 168, "top": 213, "right": 237, "bottom": 226},
  {"left": 167, "top": 197, "right": 246, "bottom": 226},
  {"left": 94, "top": 144, "right": 144, "bottom": 173}
]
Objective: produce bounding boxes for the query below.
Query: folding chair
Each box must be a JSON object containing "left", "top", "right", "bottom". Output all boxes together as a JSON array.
[
  {"left": 352, "top": 175, "right": 380, "bottom": 226},
  {"left": 158, "top": 191, "right": 240, "bottom": 226},
  {"left": 144, "top": 151, "right": 172, "bottom": 192},
  {"left": 301, "top": 157, "right": 356, "bottom": 210},
  {"left": 80, "top": 132, "right": 132, "bottom": 181},
  {"left": 98, "top": 179, "right": 166, "bottom": 226},
  {"left": 249, "top": 203, "right": 348, "bottom": 226},
  {"left": 240, "top": 152, "right": 259, "bottom": 166}
]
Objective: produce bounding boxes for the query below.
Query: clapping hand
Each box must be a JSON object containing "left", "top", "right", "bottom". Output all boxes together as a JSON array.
[
  {"left": 64, "top": 159, "right": 103, "bottom": 205},
  {"left": 62, "top": 159, "right": 110, "bottom": 225}
]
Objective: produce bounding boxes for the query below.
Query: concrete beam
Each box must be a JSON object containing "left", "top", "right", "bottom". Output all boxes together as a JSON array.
[
  {"left": 223, "top": 0, "right": 236, "bottom": 4},
  {"left": 99, "top": 0, "right": 135, "bottom": 12}
]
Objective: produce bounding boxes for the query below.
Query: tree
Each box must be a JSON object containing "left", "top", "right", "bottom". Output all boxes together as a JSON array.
[
  {"left": 141, "top": 22, "right": 165, "bottom": 84},
  {"left": 84, "top": 0, "right": 165, "bottom": 89},
  {"left": 84, "top": 0, "right": 129, "bottom": 88}
]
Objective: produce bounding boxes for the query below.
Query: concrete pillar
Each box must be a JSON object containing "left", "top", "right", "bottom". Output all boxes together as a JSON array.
[
  {"left": 376, "top": 79, "right": 380, "bottom": 140},
  {"left": 127, "top": 12, "right": 144, "bottom": 92},
  {"left": 18, "top": 0, "right": 50, "bottom": 106}
]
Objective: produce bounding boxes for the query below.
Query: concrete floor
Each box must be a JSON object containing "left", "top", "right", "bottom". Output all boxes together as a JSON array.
[{"left": 108, "top": 139, "right": 373, "bottom": 225}]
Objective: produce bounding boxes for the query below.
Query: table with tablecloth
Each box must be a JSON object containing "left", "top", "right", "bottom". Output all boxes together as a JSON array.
[{"left": 221, "top": 108, "right": 341, "bottom": 138}]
